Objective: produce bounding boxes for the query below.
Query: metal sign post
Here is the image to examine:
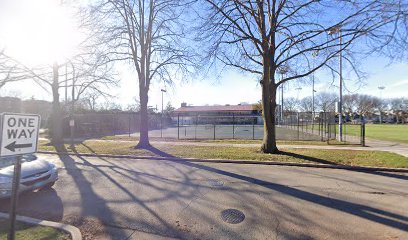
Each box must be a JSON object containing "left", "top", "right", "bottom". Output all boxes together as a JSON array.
[
  {"left": 8, "top": 155, "right": 22, "bottom": 240},
  {"left": 0, "top": 113, "right": 40, "bottom": 240}
]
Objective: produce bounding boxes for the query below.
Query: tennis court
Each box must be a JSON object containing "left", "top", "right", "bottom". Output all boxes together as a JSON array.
[{"left": 144, "top": 124, "right": 322, "bottom": 141}]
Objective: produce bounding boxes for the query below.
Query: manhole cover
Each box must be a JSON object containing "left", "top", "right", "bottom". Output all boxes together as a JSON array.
[
  {"left": 221, "top": 209, "right": 245, "bottom": 224},
  {"left": 208, "top": 179, "right": 224, "bottom": 187}
]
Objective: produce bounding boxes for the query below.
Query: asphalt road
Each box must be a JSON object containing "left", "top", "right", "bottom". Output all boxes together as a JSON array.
[{"left": 1, "top": 154, "right": 407, "bottom": 240}]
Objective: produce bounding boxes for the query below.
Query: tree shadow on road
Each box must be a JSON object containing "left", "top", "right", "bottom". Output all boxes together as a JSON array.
[
  {"left": 175, "top": 159, "right": 408, "bottom": 231},
  {"left": 52, "top": 144, "right": 135, "bottom": 239},
  {"left": 57, "top": 143, "right": 195, "bottom": 239},
  {"left": 47, "top": 143, "right": 408, "bottom": 238},
  {"left": 83, "top": 144, "right": 408, "bottom": 231}
]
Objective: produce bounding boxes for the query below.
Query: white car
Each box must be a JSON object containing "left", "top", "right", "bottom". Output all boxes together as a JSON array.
[{"left": 0, "top": 155, "right": 58, "bottom": 199}]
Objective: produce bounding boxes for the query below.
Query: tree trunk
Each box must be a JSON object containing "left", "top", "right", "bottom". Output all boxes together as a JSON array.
[
  {"left": 260, "top": 60, "right": 278, "bottom": 153},
  {"left": 136, "top": 88, "right": 150, "bottom": 148},
  {"left": 50, "top": 62, "right": 63, "bottom": 144}
]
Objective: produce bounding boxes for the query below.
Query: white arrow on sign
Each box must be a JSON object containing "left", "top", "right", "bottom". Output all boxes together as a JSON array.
[{"left": 0, "top": 113, "right": 41, "bottom": 157}]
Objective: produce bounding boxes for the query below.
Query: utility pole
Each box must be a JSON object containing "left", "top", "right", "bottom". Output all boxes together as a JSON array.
[
  {"left": 278, "top": 66, "right": 289, "bottom": 124},
  {"left": 311, "top": 50, "right": 318, "bottom": 130},
  {"left": 328, "top": 25, "right": 343, "bottom": 142},
  {"left": 70, "top": 63, "right": 75, "bottom": 148},
  {"left": 378, "top": 86, "right": 385, "bottom": 124},
  {"left": 339, "top": 30, "right": 343, "bottom": 142},
  {"left": 281, "top": 84, "right": 284, "bottom": 123}
]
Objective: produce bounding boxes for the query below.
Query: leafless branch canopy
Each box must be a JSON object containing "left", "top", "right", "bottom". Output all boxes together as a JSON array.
[
  {"left": 197, "top": 0, "right": 408, "bottom": 86},
  {"left": 91, "top": 0, "right": 197, "bottom": 92}
]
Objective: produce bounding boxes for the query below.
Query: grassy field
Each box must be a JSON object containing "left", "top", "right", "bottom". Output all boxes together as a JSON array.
[
  {"left": 340, "top": 124, "right": 408, "bottom": 144},
  {"left": 38, "top": 140, "right": 408, "bottom": 168},
  {"left": 0, "top": 219, "right": 70, "bottom": 240}
]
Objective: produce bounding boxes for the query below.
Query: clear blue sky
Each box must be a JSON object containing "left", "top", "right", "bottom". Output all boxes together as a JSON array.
[{"left": 124, "top": 57, "right": 408, "bottom": 109}]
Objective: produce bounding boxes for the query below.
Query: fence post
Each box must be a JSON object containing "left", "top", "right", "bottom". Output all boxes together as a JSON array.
[
  {"left": 361, "top": 122, "right": 366, "bottom": 146},
  {"left": 195, "top": 114, "right": 198, "bottom": 140},
  {"left": 128, "top": 112, "right": 131, "bottom": 137},
  {"left": 344, "top": 123, "right": 347, "bottom": 143},
  {"left": 252, "top": 117, "right": 255, "bottom": 140},
  {"left": 113, "top": 114, "right": 116, "bottom": 136},
  {"left": 177, "top": 114, "right": 180, "bottom": 140},
  {"left": 297, "top": 112, "right": 300, "bottom": 141},
  {"left": 320, "top": 116, "right": 324, "bottom": 142},
  {"left": 213, "top": 124, "right": 216, "bottom": 140},
  {"left": 232, "top": 113, "right": 235, "bottom": 139}
]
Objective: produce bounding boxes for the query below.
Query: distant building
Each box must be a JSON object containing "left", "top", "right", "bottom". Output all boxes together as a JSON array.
[
  {"left": 0, "top": 97, "right": 52, "bottom": 127},
  {"left": 0, "top": 97, "right": 22, "bottom": 113},
  {"left": 173, "top": 104, "right": 262, "bottom": 125},
  {"left": 22, "top": 99, "right": 52, "bottom": 127}
]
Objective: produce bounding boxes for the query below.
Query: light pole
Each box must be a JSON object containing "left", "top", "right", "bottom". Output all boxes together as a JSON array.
[
  {"left": 328, "top": 25, "right": 343, "bottom": 142},
  {"left": 378, "top": 86, "right": 385, "bottom": 124},
  {"left": 281, "top": 84, "right": 284, "bottom": 123},
  {"left": 295, "top": 87, "right": 302, "bottom": 100},
  {"left": 160, "top": 89, "right": 166, "bottom": 138},
  {"left": 278, "top": 66, "right": 289, "bottom": 124},
  {"left": 70, "top": 62, "right": 75, "bottom": 148},
  {"left": 311, "top": 51, "right": 318, "bottom": 129}
]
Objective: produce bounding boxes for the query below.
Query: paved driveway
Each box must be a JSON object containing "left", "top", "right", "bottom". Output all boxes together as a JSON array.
[{"left": 1, "top": 154, "right": 407, "bottom": 239}]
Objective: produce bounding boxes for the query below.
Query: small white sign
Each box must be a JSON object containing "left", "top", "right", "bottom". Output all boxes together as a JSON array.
[{"left": 0, "top": 113, "right": 41, "bottom": 157}]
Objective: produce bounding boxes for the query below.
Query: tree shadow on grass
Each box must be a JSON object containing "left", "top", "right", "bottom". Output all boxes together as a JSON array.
[{"left": 278, "top": 151, "right": 338, "bottom": 165}]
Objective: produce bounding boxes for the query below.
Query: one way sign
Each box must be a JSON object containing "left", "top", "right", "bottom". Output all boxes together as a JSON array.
[{"left": 0, "top": 113, "right": 41, "bottom": 157}]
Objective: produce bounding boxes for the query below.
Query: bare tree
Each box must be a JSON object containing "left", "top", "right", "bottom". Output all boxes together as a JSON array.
[
  {"left": 197, "top": 0, "right": 408, "bottom": 153},
  {"left": 390, "top": 97, "right": 406, "bottom": 123},
  {"left": 125, "top": 97, "right": 141, "bottom": 112},
  {"left": 343, "top": 94, "right": 358, "bottom": 114},
  {"left": 283, "top": 97, "right": 298, "bottom": 112},
  {"left": 353, "top": 94, "right": 377, "bottom": 116},
  {"left": 315, "top": 92, "right": 337, "bottom": 113},
  {"left": 299, "top": 96, "right": 313, "bottom": 112},
  {"left": 91, "top": 0, "right": 196, "bottom": 148}
]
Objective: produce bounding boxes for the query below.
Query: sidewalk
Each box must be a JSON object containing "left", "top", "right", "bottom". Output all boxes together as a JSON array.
[{"left": 363, "top": 138, "right": 408, "bottom": 157}]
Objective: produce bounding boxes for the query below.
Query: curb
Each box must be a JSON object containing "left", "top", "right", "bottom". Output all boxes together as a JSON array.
[
  {"left": 0, "top": 212, "right": 82, "bottom": 240},
  {"left": 38, "top": 151, "right": 408, "bottom": 173}
]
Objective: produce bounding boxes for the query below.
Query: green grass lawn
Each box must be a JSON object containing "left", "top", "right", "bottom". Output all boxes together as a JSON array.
[
  {"left": 100, "top": 136, "right": 341, "bottom": 146},
  {"left": 0, "top": 219, "right": 70, "bottom": 240},
  {"left": 340, "top": 124, "right": 408, "bottom": 144},
  {"left": 39, "top": 140, "right": 408, "bottom": 168},
  {"left": 303, "top": 123, "right": 408, "bottom": 144}
]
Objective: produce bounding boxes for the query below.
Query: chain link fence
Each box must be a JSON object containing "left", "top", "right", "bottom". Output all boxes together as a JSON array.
[{"left": 61, "top": 111, "right": 365, "bottom": 145}]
